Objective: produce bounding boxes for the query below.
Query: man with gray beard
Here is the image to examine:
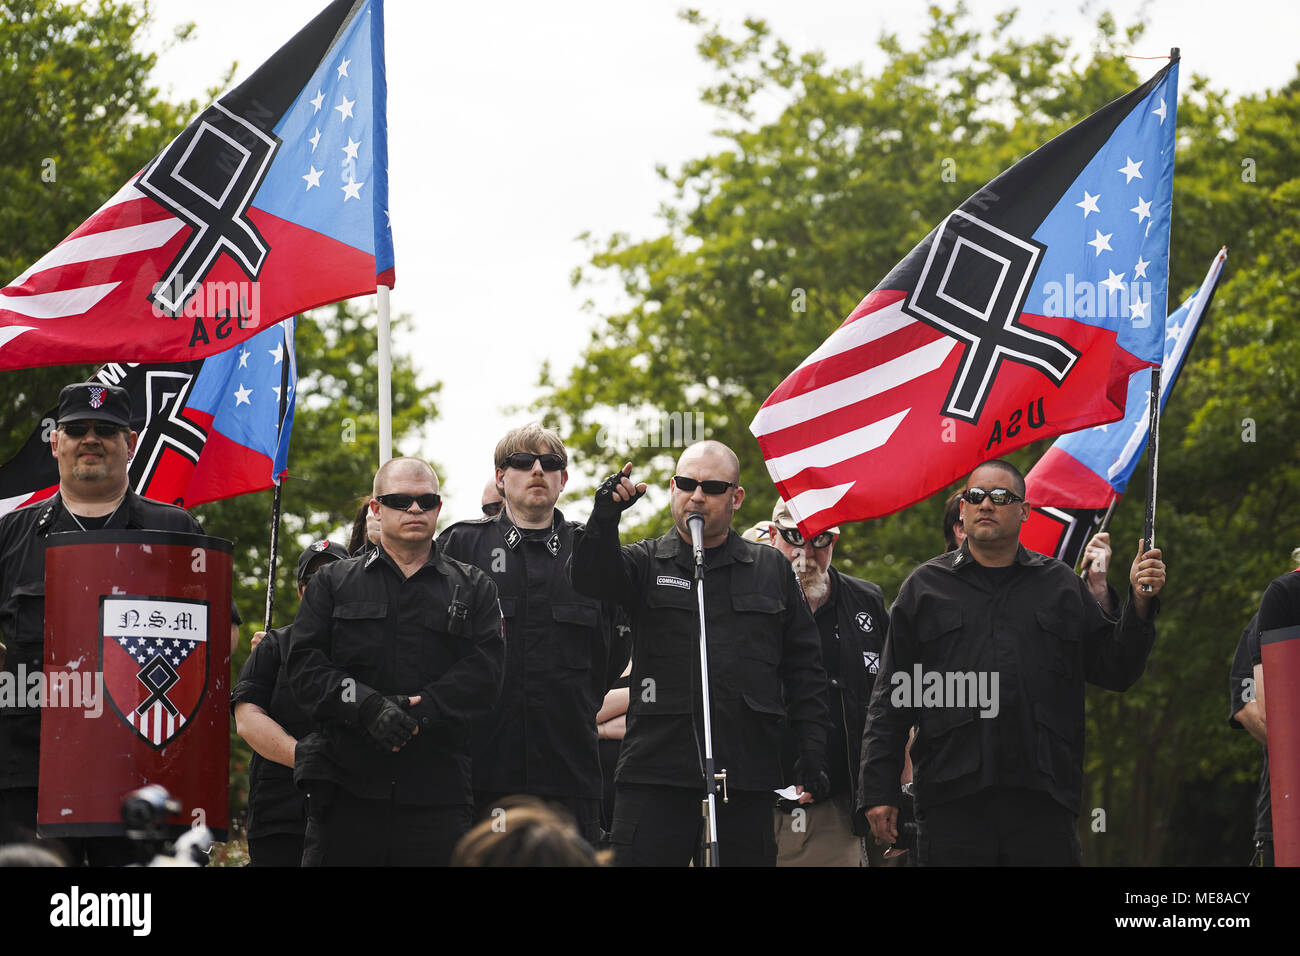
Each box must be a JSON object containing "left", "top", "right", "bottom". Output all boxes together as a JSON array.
[{"left": 766, "top": 499, "right": 889, "bottom": 866}]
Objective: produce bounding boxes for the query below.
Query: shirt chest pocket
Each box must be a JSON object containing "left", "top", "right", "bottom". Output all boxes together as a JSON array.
[
  {"left": 917, "top": 605, "right": 969, "bottom": 669},
  {"left": 330, "top": 602, "right": 390, "bottom": 680},
  {"left": 728, "top": 592, "right": 784, "bottom": 705},
  {"left": 1034, "top": 608, "right": 1080, "bottom": 680},
  {"left": 549, "top": 602, "right": 600, "bottom": 672},
  {"left": 642, "top": 582, "right": 697, "bottom": 658}
]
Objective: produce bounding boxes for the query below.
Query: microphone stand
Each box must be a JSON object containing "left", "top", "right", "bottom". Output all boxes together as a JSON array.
[{"left": 687, "top": 512, "right": 727, "bottom": 867}]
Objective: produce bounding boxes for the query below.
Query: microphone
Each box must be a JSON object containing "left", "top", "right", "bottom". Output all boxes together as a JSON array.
[{"left": 687, "top": 512, "right": 705, "bottom": 579}]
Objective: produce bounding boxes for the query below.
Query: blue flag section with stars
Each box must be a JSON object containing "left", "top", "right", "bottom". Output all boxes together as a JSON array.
[
  {"left": 1030, "top": 63, "right": 1178, "bottom": 365},
  {"left": 1028, "top": 246, "right": 1226, "bottom": 509},
  {"left": 257, "top": 0, "right": 394, "bottom": 277},
  {"left": 182, "top": 320, "right": 297, "bottom": 505}
]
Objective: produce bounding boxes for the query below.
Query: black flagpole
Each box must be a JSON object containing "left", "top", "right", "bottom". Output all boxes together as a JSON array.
[
  {"left": 1141, "top": 367, "right": 1161, "bottom": 591},
  {"left": 263, "top": 321, "right": 292, "bottom": 632},
  {"left": 1075, "top": 495, "right": 1120, "bottom": 576}
]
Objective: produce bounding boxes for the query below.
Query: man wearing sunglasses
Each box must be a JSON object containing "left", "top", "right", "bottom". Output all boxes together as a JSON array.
[
  {"left": 0, "top": 382, "right": 236, "bottom": 862},
  {"left": 765, "top": 499, "right": 889, "bottom": 867},
  {"left": 859, "top": 459, "right": 1166, "bottom": 866},
  {"left": 570, "top": 440, "right": 829, "bottom": 866},
  {"left": 287, "top": 457, "right": 505, "bottom": 865},
  {"left": 480, "top": 478, "right": 504, "bottom": 518},
  {"left": 438, "top": 424, "right": 627, "bottom": 847}
]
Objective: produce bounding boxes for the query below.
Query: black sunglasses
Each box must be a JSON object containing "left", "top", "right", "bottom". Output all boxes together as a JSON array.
[
  {"left": 673, "top": 476, "right": 737, "bottom": 495},
  {"left": 502, "top": 452, "right": 565, "bottom": 472},
  {"left": 481, "top": 501, "right": 503, "bottom": 517},
  {"left": 777, "top": 526, "right": 835, "bottom": 549},
  {"left": 962, "top": 487, "right": 1024, "bottom": 506},
  {"left": 375, "top": 493, "right": 442, "bottom": 512},
  {"left": 60, "top": 421, "right": 128, "bottom": 438}
]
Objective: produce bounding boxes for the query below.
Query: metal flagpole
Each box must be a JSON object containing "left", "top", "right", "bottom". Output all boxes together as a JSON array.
[
  {"left": 377, "top": 285, "right": 393, "bottom": 466},
  {"left": 263, "top": 483, "right": 284, "bottom": 633}
]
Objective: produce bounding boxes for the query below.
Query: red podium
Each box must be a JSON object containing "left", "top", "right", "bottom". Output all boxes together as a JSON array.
[{"left": 37, "top": 530, "right": 232, "bottom": 840}]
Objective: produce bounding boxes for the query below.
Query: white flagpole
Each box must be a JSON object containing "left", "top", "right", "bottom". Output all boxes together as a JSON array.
[{"left": 377, "top": 284, "right": 393, "bottom": 465}]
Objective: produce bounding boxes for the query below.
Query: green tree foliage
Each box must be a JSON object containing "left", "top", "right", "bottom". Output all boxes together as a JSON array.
[{"left": 540, "top": 5, "right": 1300, "bottom": 862}]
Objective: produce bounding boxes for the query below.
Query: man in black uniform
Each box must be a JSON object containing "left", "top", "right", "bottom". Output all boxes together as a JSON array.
[
  {"left": 1228, "top": 612, "right": 1272, "bottom": 865},
  {"left": 233, "top": 539, "right": 349, "bottom": 866},
  {"left": 860, "top": 458, "right": 1166, "bottom": 866},
  {"left": 764, "top": 498, "right": 888, "bottom": 867},
  {"left": 0, "top": 382, "right": 235, "bottom": 862},
  {"left": 287, "top": 457, "right": 504, "bottom": 866},
  {"left": 438, "top": 424, "right": 627, "bottom": 845},
  {"left": 570, "top": 440, "right": 829, "bottom": 867}
]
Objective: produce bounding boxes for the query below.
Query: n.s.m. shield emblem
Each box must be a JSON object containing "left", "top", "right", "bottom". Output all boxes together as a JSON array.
[{"left": 99, "top": 596, "right": 209, "bottom": 749}]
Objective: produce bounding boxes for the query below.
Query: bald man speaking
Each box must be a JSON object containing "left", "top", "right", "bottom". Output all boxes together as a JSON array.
[{"left": 570, "top": 440, "right": 829, "bottom": 866}]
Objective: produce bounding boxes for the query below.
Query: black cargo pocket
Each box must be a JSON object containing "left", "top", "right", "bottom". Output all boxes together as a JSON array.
[
  {"left": 609, "top": 787, "right": 651, "bottom": 848},
  {"left": 1034, "top": 701, "right": 1081, "bottom": 794},
  {"left": 1036, "top": 608, "right": 1080, "bottom": 679},
  {"left": 917, "top": 605, "right": 964, "bottom": 654},
  {"left": 733, "top": 592, "right": 783, "bottom": 699},
  {"left": 643, "top": 584, "right": 696, "bottom": 658},
  {"left": 551, "top": 603, "right": 599, "bottom": 671},
  {"left": 639, "top": 585, "right": 695, "bottom": 713},
  {"left": 915, "top": 705, "right": 980, "bottom": 784},
  {"left": 330, "top": 601, "right": 388, "bottom": 669}
]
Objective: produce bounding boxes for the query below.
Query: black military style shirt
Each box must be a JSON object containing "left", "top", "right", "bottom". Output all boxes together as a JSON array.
[
  {"left": 780, "top": 567, "right": 888, "bottom": 832},
  {"left": 859, "top": 539, "right": 1157, "bottom": 817},
  {"left": 570, "top": 521, "right": 828, "bottom": 792},
  {"left": 231, "top": 626, "right": 312, "bottom": 840},
  {"left": 286, "top": 543, "right": 504, "bottom": 806},
  {"left": 437, "top": 510, "right": 628, "bottom": 799},
  {"left": 0, "top": 491, "right": 209, "bottom": 789}
]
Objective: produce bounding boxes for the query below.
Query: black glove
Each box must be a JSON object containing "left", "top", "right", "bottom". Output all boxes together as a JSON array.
[
  {"left": 591, "top": 471, "right": 644, "bottom": 523},
  {"left": 794, "top": 752, "right": 831, "bottom": 803},
  {"left": 358, "top": 694, "right": 418, "bottom": 752}
]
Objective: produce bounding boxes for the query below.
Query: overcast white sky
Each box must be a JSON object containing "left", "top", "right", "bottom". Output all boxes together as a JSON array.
[{"left": 143, "top": 0, "right": 1300, "bottom": 527}]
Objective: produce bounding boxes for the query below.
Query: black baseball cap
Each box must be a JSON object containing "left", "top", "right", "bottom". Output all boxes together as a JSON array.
[
  {"left": 57, "top": 382, "right": 131, "bottom": 428},
  {"left": 297, "top": 539, "right": 349, "bottom": 585}
]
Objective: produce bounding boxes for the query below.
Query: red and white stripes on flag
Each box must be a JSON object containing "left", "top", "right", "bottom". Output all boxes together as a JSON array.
[
  {"left": 750, "top": 290, "right": 958, "bottom": 530},
  {"left": 0, "top": 180, "right": 185, "bottom": 346}
]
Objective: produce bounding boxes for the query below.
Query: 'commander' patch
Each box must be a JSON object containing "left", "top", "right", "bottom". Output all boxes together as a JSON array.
[{"left": 656, "top": 575, "right": 690, "bottom": 590}]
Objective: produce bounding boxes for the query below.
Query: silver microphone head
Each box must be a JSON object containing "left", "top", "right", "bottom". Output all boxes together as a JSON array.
[{"left": 686, "top": 512, "right": 705, "bottom": 557}]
